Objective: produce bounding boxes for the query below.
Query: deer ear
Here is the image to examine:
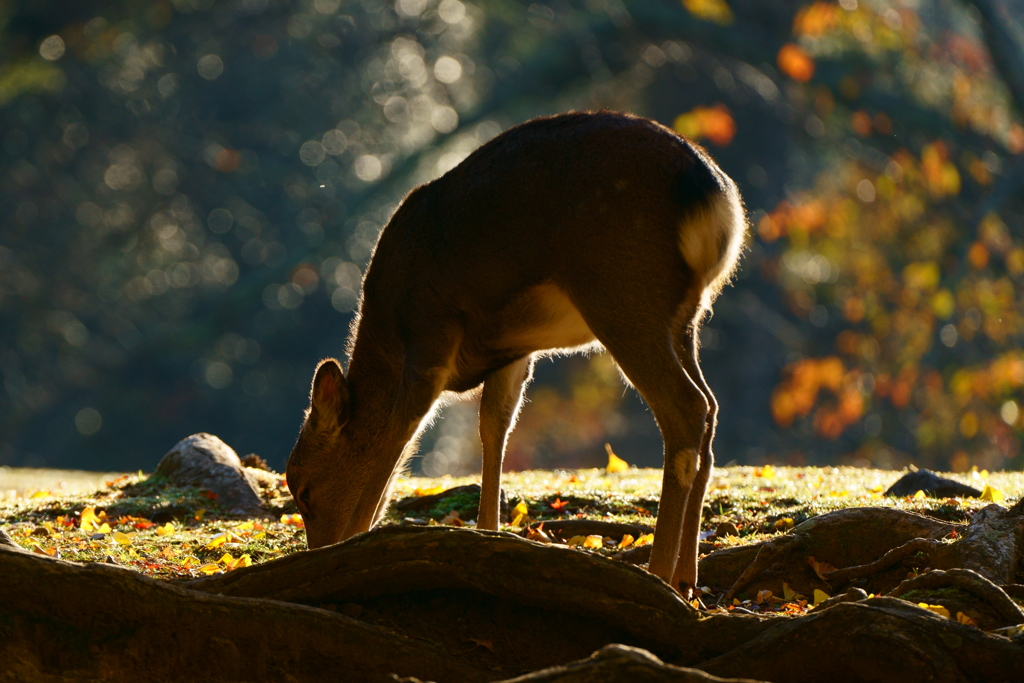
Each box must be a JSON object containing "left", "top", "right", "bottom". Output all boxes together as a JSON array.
[{"left": 309, "top": 359, "right": 350, "bottom": 430}]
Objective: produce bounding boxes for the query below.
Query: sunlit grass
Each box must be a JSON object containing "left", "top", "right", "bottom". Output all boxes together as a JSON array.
[{"left": 3, "top": 465, "right": 1021, "bottom": 582}]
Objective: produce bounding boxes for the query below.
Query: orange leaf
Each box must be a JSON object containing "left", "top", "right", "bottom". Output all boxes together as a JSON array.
[{"left": 550, "top": 498, "right": 569, "bottom": 510}]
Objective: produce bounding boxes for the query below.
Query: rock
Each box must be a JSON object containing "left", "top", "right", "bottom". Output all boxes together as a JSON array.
[
  {"left": 884, "top": 469, "right": 982, "bottom": 498},
  {"left": 156, "top": 433, "right": 267, "bottom": 516}
]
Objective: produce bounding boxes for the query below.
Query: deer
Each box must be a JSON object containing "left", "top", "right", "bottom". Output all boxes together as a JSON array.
[{"left": 286, "top": 110, "right": 746, "bottom": 595}]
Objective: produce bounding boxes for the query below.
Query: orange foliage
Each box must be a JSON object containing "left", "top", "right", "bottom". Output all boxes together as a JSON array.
[
  {"left": 777, "top": 43, "right": 815, "bottom": 82},
  {"left": 793, "top": 2, "right": 838, "bottom": 38},
  {"left": 771, "top": 357, "right": 865, "bottom": 439},
  {"left": 672, "top": 104, "right": 736, "bottom": 147}
]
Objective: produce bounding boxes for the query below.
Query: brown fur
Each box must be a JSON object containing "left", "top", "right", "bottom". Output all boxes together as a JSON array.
[{"left": 287, "top": 110, "right": 746, "bottom": 593}]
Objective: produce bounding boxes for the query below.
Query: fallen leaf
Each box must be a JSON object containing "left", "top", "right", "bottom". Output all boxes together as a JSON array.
[
  {"left": 111, "top": 531, "right": 132, "bottom": 546},
  {"left": 197, "top": 563, "right": 222, "bottom": 575},
  {"left": 756, "top": 589, "right": 773, "bottom": 604},
  {"left": 918, "top": 603, "right": 951, "bottom": 618},
  {"left": 549, "top": 498, "right": 569, "bottom": 510},
  {"left": 812, "top": 589, "right": 830, "bottom": 606},
  {"left": 783, "top": 582, "right": 797, "bottom": 600},
  {"left": 618, "top": 534, "right": 635, "bottom": 549},
  {"left": 414, "top": 485, "right": 445, "bottom": 497},
  {"left": 605, "top": 443, "right": 629, "bottom": 473},
  {"left": 525, "top": 525, "right": 551, "bottom": 543},
  {"left": 634, "top": 533, "right": 654, "bottom": 547},
  {"left": 96, "top": 523, "right": 111, "bottom": 534},
  {"left": 956, "top": 611, "right": 977, "bottom": 626},
  {"left": 567, "top": 535, "right": 588, "bottom": 547},
  {"left": 30, "top": 489, "right": 51, "bottom": 499},
  {"left": 200, "top": 489, "right": 219, "bottom": 500},
  {"left": 280, "top": 513, "right": 304, "bottom": 528},
  {"left": 582, "top": 535, "right": 603, "bottom": 549},
  {"left": 206, "top": 533, "right": 227, "bottom": 549},
  {"left": 980, "top": 484, "right": 1005, "bottom": 503},
  {"left": 156, "top": 522, "right": 175, "bottom": 536},
  {"left": 439, "top": 510, "right": 463, "bottom": 526},
  {"left": 774, "top": 518, "right": 794, "bottom": 531},
  {"left": 913, "top": 490, "right": 926, "bottom": 500},
  {"left": 807, "top": 556, "right": 837, "bottom": 581},
  {"left": 756, "top": 464, "right": 776, "bottom": 480}
]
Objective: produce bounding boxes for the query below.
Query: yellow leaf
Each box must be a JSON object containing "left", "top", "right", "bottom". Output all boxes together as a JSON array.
[
  {"left": 234, "top": 554, "right": 252, "bottom": 568},
  {"left": 757, "top": 465, "right": 776, "bottom": 480},
  {"left": 111, "top": 531, "right": 132, "bottom": 546},
  {"left": 194, "top": 509, "right": 206, "bottom": 522},
  {"left": 756, "top": 589, "right": 773, "bottom": 604},
  {"left": 618, "top": 534, "right": 635, "bottom": 549},
  {"left": 30, "top": 489, "right": 51, "bottom": 499},
  {"left": 513, "top": 501, "right": 529, "bottom": 518},
  {"left": 980, "top": 484, "right": 1005, "bottom": 503},
  {"left": 156, "top": 522, "right": 175, "bottom": 536},
  {"left": 96, "top": 523, "right": 111, "bottom": 534},
  {"left": 913, "top": 490, "right": 926, "bottom": 500},
  {"left": 511, "top": 513, "right": 525, "bottom": 527},
  {"left": 582, "top": 535, "right": 604, "bottom": 549},
  {"left": 918, "top": 603, "right": 950, "bottom": 618},
  {"left": 160, "top": 546, "right": 177, "bottom": 558},
  {"left": 634, "top": 533, "right": 654, "bottom": 547},
  {"left": 807, "top": 556, "right": 837, "bottom": 581},
  {"left": 567, "top": 535, "right": 588, "bottom": 547},
  {"left": 812, "top": 589, "right": 831, "bottom": 606},
  {"left": 783, "top": 582, "right": 796, "bottom": 600},
  {"left": 198, "top": 563, "right": 222, "bottom": 575},
  {"left": 81, "top": 507, "right": 100, "bottom": 530},
  {"left": 774, "top": 518, "right": 794, "bottom": 531},
  {"left": 206, "top": 533, "right": 227, "bottom": 549},
  {"left": 414, "top": 485, "right": 445, "bottom": 497},
  {"left": 254, "top": 531, "right": 266, "bottom": 540},
  {"left": 605, "top": 443, "right": 629, "bottom": 473},
  {"left": 219, "top": 552, "right": 235, "bottom": 565},
  {"left": 236, "top": 521, "right": 255, "bottom": 531},
  {"left": 956, "top": 611, "right": 977, "bottom": 626},
  {"left": 732, "top": 598, "right": 742, "bottom": 606}
]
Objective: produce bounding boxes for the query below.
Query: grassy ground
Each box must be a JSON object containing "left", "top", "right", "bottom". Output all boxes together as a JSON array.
[{"left": 4, "top": 464, "right": 1022, "bottom": 585}]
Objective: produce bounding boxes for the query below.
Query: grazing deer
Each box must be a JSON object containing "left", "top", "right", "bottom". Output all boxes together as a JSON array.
[{"left": 286, "top": 111, "right": 745, "bottom": 594}]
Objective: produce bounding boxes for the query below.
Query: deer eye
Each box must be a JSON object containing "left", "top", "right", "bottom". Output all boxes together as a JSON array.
[{"left": 299, "top": 489, "right": 311, "bottom": 508}]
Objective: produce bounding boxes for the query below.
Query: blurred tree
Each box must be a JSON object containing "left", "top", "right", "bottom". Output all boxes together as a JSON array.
[{"left": 0, "top": 0, "right": 1022, "bottom": 474}]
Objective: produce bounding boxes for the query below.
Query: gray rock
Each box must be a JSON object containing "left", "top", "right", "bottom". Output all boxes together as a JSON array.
[
  {"left": 156, "top": 433, "right": 267, "bottom": 516},
  {"left": 884, "top": 469, "right": 983, "bottom": 498}
]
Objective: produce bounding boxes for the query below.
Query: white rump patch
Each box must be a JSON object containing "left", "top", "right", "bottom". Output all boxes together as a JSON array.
[{"left": 678, "top": 184, "right": 746, "bottom": 311}]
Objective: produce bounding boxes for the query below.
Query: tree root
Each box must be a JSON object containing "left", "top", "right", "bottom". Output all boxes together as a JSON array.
[
  {"left": 695, "top": 597, "right": 1024, "bottom": 683},
  {"left": 889, "top": 568, "right": 1024, "bottom": 629},
  {"left": 821, "top": 538, "right": 949, "bottom": 584},
  {"left": 480, "top": 644, "right": 769, "bottom": 683},
  {"left": 521, "top": 519, "right": 654, "bottom": 544},
  {"left": 0, "top": 545, "right": 491, "bottom": 683},
  {"left": 5, "top": 523, "right": 1024, "bottom": 683}
]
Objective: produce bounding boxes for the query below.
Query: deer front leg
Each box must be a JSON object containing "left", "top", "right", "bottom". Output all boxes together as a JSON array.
[{"left": 477, "top": 356, "right": 533, "bottom": 530}]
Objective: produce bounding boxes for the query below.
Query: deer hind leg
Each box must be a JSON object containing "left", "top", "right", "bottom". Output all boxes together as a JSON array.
[
  {"left": 477, "top": 356, "right": 534, "bottom": 530},
  {"left": 670, "top": 320, "right": 718, "bottom": 595},
  {"left": 586, "top": 315, "right": 709, "bottom": 588}
]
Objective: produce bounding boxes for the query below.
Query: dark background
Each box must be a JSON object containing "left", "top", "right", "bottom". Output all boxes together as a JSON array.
[{"left": 1, "top": 0, "right": 1023, "bottom": 475}]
